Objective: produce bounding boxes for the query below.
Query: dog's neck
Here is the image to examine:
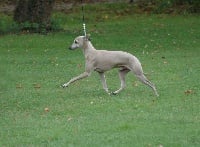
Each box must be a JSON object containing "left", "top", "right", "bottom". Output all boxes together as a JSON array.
[{"left": 82, "top": 40, "right": 96, "bottom": 56}]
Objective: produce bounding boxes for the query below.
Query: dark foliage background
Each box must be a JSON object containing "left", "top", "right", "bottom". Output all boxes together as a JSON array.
[
  {"left": 0, "top": 0, "right": 199, "bottom": 34},
  {"left": 13, "top": 0, "right": 55, "bottom": 33}
]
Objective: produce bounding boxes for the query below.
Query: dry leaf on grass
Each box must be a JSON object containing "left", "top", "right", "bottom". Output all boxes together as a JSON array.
[
  {"left": 16, "top": 83, "right": 23, "bottom": 89},
  {"left": 33, "top": 83, "right": 41, "bottom": 89},
  {"left": 184, "top": 89, "right": 193, "bottom": 95},
  {"left": 44, "top": 107, "right": 49, "bottom": 112}
]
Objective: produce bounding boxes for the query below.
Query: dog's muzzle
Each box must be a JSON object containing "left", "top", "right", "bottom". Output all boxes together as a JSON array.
[{"left": 69, "top": 46, "right": 72, "bottom": 50}]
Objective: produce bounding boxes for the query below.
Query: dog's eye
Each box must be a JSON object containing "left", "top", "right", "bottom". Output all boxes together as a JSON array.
[{"left": 74, "top": 40, "right": 78, "bottom": 44}]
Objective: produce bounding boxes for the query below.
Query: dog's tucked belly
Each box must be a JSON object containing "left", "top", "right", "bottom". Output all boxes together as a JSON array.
[
  {"left": 94, "top": 63, "right": 128, "bottom": 72},
  {"left": 94, "top": 65, "right": 128, "bottom": 73}
]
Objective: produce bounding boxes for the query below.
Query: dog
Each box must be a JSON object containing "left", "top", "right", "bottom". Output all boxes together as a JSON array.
[{"left": 62, "top": 34, "right": 159, "bottom": 96}]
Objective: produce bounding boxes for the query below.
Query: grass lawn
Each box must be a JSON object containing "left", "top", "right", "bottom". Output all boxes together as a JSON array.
[{"left": 0, "top": 6, "right": 200, "bottom": 147}]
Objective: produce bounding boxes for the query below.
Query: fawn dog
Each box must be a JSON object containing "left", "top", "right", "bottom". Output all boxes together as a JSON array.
[{"left": 62, "top": 35, "right": 159, "bottom": 96}]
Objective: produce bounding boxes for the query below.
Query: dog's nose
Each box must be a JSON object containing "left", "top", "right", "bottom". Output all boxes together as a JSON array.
[{"left": 69, "top": 47, "right": 72, "bottom": 50}]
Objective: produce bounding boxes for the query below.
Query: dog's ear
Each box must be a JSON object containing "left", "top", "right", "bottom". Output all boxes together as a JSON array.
[{"left": 85, "top": 34, "right": 91, "bottom": 41}]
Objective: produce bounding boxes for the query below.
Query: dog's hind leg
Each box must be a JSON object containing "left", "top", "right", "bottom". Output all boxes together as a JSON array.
[
  {"left": 112, "top": 68, "right": 130, "bottom": 95},
  {"left": 135, "top": 73, "right": 159, "bottom": 97},
  {"left": 99, "top": 72, "right": 110, "bottom": 94}
]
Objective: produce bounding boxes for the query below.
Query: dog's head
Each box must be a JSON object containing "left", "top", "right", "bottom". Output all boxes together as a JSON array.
[{"left": 69, "top": 34, "right": 91, "bottom": 50}]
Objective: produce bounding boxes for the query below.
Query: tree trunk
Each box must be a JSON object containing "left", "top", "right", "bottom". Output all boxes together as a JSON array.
[
  {"left": 14, "top": 0, "right": 29, "bottom": 23},
  {"left": 14, "top": 0, "right": 55, "bottom": 32}
]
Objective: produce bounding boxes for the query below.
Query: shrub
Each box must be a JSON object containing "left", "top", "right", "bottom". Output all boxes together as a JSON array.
[
  {"left": 14, "top": 0, "right": 55, "bottom": 33},
  {"left": 0, "top": 14, "right": 19, "bottom": 34}
]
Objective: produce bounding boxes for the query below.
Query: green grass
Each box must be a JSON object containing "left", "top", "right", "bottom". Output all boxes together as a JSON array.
[{"left": 0, "top": 6, "right": 200, "bottom": 147}]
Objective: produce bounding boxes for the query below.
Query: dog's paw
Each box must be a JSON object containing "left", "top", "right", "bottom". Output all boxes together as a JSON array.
[
  {"left": 61, "top": 84, "right": 68, "bottom": 88},
  {"left": 110, "top": 92, "right": 118, "bottom": 95}
]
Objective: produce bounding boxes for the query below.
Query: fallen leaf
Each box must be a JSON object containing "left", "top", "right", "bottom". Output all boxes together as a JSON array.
[
  {"left": 44, "top": 107, "right": 49, "bottom": 112},
  {"left": 184, "top": 89, "right": 193, "bottom": 95},
  {"left": 16, "top": 84, "right": 23, "bottom": 89},
  {"left": 67, "top": 117, "right": 73, "bottom": 121},
  {"left": 33, "top": 83, "right": 41, "bottom": 89}
]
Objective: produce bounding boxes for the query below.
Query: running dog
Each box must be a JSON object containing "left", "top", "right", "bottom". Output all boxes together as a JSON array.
[{"left": 62, "top": 35, "right": 159, "bottom": 96}]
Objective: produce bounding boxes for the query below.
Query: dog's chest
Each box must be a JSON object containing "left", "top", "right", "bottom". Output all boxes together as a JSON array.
[{"left": 85, "top": 54, "right": 95, "bottom": 62}]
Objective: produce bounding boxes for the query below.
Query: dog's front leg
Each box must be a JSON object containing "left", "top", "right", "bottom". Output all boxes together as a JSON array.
[{"left": 62, "top": 72, "right": 91, "bottom": 88}]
